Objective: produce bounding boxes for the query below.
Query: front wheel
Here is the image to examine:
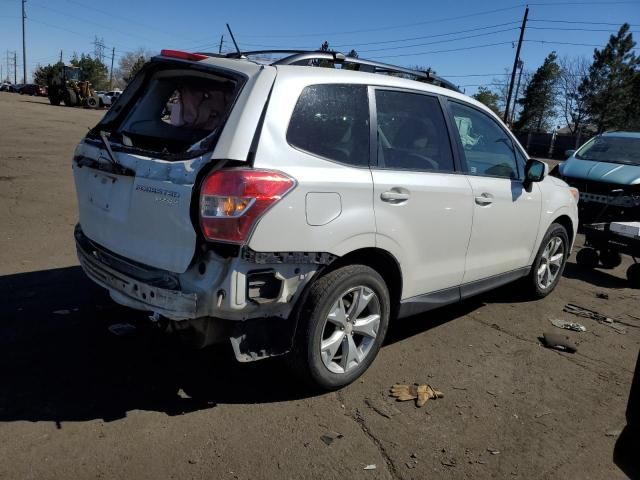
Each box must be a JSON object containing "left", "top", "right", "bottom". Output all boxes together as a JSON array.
[
  {"left": 526, "top": 223, "right": 569, "bottom": 298},
  {"left": 290, "top": 265, "right": 390, "bottom": 390}
]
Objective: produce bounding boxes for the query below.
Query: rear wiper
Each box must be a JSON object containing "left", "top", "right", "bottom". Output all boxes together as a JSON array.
[{"left": 99, "top": 130, "right": 121, "bottom": 168}]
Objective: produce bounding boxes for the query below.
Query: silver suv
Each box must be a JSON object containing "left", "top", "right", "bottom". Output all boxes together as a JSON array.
[{"left": 73, "top": 49, "right": 579, "bottom": 389}]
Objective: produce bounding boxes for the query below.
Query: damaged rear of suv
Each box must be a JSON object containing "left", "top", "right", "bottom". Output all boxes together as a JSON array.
[
  {"left": 74, "top": 49, "right": 577, "bottom": 390},
  {"left": 74, "top": 50, "right": 324, "bottom": 362}
]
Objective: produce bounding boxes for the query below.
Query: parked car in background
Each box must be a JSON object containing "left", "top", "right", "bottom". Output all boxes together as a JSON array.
[
  {"left": 0, "top": 82, "right": 12, "bottom": 92},
  {"left": 18, "top": 84, "right": 47, "bottom": 96},
  {"left": 9, "top": 83, "right": 23, "bottom": 93},
  {"left": 558, "top": 131, "right": 640, "bottom": 221},
  {"left": 72, "top": 49, "right": 579, "bottom": 389},
  {"left": 98, "top": 90, "right": 122, "bottom": 107}
]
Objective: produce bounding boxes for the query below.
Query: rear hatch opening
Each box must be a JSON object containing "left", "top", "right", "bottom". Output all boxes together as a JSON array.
[{"left": 86, "top": 59, "right": 247, "bottom": 160}]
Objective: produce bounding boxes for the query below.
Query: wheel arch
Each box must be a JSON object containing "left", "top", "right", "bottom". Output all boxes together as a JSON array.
[
  {"left": 321, "top": 247, "right": 403, "bottom": 319},
  {"left": 553, "top": 214, "right": 575, "bottom": 247}
]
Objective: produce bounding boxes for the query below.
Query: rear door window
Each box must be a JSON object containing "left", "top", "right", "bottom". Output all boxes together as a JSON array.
[
  {"left": 375, "top": 90, "right": 455, "bottom": 172},
  {"left": 448, "top": 101, "right": 520, "bottom": 179},
  {"left": 287, "top": 84, "right": 370, "bottom": 167}
]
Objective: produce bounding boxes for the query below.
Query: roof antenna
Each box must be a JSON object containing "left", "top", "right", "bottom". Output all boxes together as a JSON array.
[{"left": 226, "top": 23, "right": 241, "bottom": 55}]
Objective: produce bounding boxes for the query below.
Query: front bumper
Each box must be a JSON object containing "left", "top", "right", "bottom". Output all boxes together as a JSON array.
[{"left": 76, "top": 227, "right": 199, "bottom": 320}]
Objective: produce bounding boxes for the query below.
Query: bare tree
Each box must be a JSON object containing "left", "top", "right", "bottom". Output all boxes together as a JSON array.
[
  {"left": 116, "top": 48, "right": 154, "bottom": 85},
  {"left": 558, "top": 56, "right": 589, "bottom": 133}
]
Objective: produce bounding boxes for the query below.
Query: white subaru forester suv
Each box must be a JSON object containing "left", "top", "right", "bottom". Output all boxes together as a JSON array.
[{"left": 73, "top": 49, "right": 579, "bottom": 389}]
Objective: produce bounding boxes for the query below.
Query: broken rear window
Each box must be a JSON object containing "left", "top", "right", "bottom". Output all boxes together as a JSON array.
[{"left": 97, "top": 66, "right": 243, "bottom": 158}]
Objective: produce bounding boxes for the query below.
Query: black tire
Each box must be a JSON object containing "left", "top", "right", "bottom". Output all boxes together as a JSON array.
[
  {"left": 627, "top": 264, "right": 640, "bottom": 288},
  {"left": 48, "top": 95, "right": 61, "bottom": 106},
  {"left": 290, "top": 265, "right": 390, "bottom": 390},
  {"left": 64, "top": 88, "right": 78, "bottom": 107},
  {"left": 599, "top": 250, "right": 623, "bottom": 269},
  {"left": 525, "top": 223, "right": 569, "bottom": 299},
  {"left": 576, "top": 247, "right": 599, "bottom": 269}
]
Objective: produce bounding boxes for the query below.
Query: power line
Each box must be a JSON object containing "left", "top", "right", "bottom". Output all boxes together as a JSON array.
[
  {"left": 61, "top": 0, "right": 196, "bottom": 42},
  {"left": 29, "top": 1, "right": 158, "bottom": 45},
  {"left": 357, "top": 27, "right": 520, "bottom": 54},
  {"left": 236, "top": 5, "right": 527, "bottom": 38},
  {"left": 529, "top": 26, "right": 639, "bottom": 33},
  {"left": 530, "top": 19, "right": 638, "bottom": 26},
  {"left": 374, "top": 41, "right": 517, "bottom": 59}
]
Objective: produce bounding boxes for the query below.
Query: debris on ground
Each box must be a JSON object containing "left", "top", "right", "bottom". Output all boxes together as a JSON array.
[
  {"left": 596, "top": 292, "right": 609, "bottom": 300},
  {"left": 441, "top": 458, "right": 457, "bottom": 467},
  {"left": 107, "top": 323, "right": 137, "bottom": 336},
  {"left": 320, "top": 431, "right": 343, "bottom": 446},
  {"left": 549, "top": 318, "right": 586, "bottom": 332},
  {"left": 605, "top": 429, "right": 622, "bottom": 437},
  {"left": 363, "top": 464, "right": 376, "bottom": 470},
  {"left": 564, "top": 304, "right": 627, "bottom": 334},
  {"left": 541, "top": 332, "right": 577, "bottom": 353},
  {"left": 534, "top": 410, "right": 552, "bottom": 418},
  {"left": 390, "top": 384, "right": 444, "bottom": 407},
  {"left": 487, "top": 448, "right": 501, "bottom": 455}
]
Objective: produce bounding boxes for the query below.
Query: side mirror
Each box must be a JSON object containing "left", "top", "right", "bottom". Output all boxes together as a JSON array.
[
  {"left": 564, "top": 149, "right": 576, "bottom": 159},
  {"left": 523, "top": 159, "right": 548, "bottom": 191}
]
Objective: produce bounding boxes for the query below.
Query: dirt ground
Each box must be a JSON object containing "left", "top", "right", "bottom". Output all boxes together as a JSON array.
[{"left": 0, "top": 93, "right": 638, "bottom": 480}]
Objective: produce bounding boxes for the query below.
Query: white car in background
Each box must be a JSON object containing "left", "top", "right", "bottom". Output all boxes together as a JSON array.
[
  {"left": 98, "top": 90, "right": 122, "bottom": 107},
  {"left": 72, "top": 49, "right": 579, "bottom": 390}
]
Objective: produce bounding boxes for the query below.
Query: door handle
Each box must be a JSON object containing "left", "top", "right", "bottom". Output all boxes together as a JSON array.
[
  {"left": 475, "top": 193, "right": 494, "bottom": 206},
  {"left": 381, "top": 190, "right": 410, "bottom": 203}
]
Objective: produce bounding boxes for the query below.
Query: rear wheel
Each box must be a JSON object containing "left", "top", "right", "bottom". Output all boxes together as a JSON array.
[
  {"left": 526, "top": 223, "right": 569, "bottom": 298},
  {"left": 48, "top": 95, "right": 61, "bottom": 106},
  {"left": 627, "top": 264, "right": 640, "bottom": 288},
  {"left": 576, "top": 247, "right": 599, "bottom": 269},
  {"left": 290, "top": 265, "right": 390, "bottom": 390},
  {"left": 599, "top": 250, "right": 623, "bottom": 269}
]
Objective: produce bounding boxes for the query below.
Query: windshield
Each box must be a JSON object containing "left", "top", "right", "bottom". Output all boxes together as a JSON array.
[{"left": 575, "top": 135, "right": 640, "bottom": 165}]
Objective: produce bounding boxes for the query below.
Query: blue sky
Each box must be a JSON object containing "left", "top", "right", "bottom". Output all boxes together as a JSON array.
[{"left": 0, "top": 0, "right": 638, "bottom": 94}]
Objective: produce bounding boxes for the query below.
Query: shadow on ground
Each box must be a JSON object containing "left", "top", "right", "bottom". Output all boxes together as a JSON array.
[
  {"left": 563, "top": 261, "right": 630, "bottom": 289},
  {"left": 0, "top": 266, "right": 542, "bottom": 424}
]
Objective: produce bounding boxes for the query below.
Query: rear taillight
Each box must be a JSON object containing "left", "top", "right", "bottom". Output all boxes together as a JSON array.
[
  {"left": 160, "top": 49, "right": 208, "bottom": 62},
  {"left": 199, "top": 169, "right": 295, "bottom": 244}
]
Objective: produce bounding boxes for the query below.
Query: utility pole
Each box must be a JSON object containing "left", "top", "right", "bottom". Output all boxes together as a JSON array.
[
  {"left": 218, "top": 35, "right": 224, "bottom": 54},
  {"left": 21, "top": 0, "right": 27, "bottom": 83},
  {"left": 59, "top": 50, "right": 63, "bottom": 63},
  {"left": 510, "top": 60, "right": 525, "bottom": 125},
  {"left": 109, "top": 47, "right": 115, "bottom": 88},
  {"left": 14, "top": 51, "right": 17, "bottom": 84},
  {"left": 503, "top": 6, "right": 528, "bottom": 124}
]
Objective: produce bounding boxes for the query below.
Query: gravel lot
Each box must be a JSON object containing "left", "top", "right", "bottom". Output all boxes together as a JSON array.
[{"left": 1, "top": 93, "right": 638, "bottom": 480}]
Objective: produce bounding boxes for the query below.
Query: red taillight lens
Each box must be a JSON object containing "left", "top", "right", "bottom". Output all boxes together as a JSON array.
[
  {"left": 160, "top": 49, "right": 208, "bottom": 62},
  {"left": 199, "top": 169, "right": 295, "bottom": 244}
]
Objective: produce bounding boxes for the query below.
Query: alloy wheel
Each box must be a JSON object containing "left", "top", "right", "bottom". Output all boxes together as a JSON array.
[{"left": 320, "top": 286, "right": 381, "bottom": 375}]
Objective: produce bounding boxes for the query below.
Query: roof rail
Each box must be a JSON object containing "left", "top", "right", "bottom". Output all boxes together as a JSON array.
[{"left": 211, "top": 49, "right": 459, "bottom": 92}]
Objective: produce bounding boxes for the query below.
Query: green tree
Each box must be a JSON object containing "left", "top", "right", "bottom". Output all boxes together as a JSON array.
[
  {"left": 473, "top": 86, "right": 501, "bottom": 115},
  {"left": 318, "top": 41, "right": 334, "bottom": 68},
  {"left": 514, "top": 52, "right": 560, "bottom": 132},
  {"left": 70, "top": 53, "right": 109, "bottom": 90},
  {"left": 33, "top": 62, "right": 62, "bottom": 86},
  {"left": 579, "top": 23, "right": 639, "bottom": 132}
]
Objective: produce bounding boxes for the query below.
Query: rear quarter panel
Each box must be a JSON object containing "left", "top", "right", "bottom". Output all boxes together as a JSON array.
[{"left": 247, "top": 73, "right": 376, "bottom": 256}]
